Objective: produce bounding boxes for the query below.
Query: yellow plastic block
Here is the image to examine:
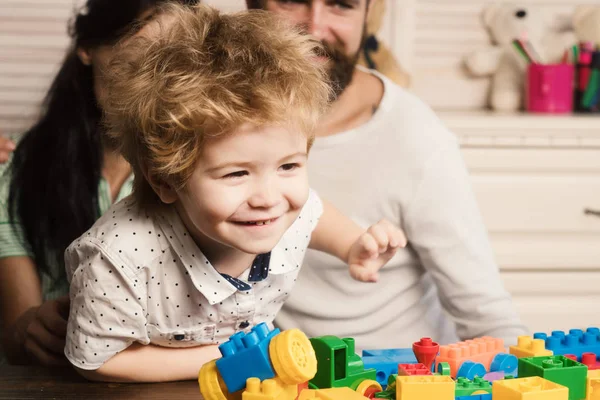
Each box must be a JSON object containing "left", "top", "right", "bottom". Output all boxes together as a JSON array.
[
  {"left": 492, "top": 376, "right": 568, "bottom": 400},
  {"left": 242, "top": 377, "right": 297, "bottom": 400},
  {"left": 510, "top": 336, "right": 554, "bottom": 359},
  {"left": 297, "top": 387, "right": 369, "bottom": 399},
  {"left": 587, "top": 370, "right": 600, "bottom": 400},
  {"left": 436, "top": 337, "right": 505, "bottom": 377},
  {"left": 396, "top": 375, "right": 455, "bottom": 400}
]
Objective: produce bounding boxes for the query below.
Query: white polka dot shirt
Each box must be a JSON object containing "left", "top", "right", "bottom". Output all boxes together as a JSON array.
[{"left": 64, "top": 189, "right": 322, "bottom": 370}]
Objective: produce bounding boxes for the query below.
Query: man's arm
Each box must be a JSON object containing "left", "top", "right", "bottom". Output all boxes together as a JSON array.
[
  {"left": 76, "top": 343, "right": 221, "bottom": 382},
  {"left": 403, "top": 140, "right": 528, "bottom": 343}
]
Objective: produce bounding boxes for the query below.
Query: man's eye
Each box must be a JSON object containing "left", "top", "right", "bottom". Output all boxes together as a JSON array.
[
  {"left": 223, "top": 171, "right": 248, "bottom": 178},
  {"left": 280, "top": 163, "right": 299, "bottom": 171}
]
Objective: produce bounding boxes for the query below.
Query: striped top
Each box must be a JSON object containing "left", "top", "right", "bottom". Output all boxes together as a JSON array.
[{"left": 0, "top": 152, "right": 134, "bottom": 301}]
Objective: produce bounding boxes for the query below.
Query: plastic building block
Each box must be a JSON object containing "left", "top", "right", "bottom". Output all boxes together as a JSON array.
[
  {"left": 362, "top": 348, "right": 418, "bottom": 389},
  {"left": 199, "top": 359, "right": 238, "bottom": 400},
  {"left": 397, "top": 363, "right": 432, "bottom": 376},
  {"left": 216, "top": 323, "right": 279, "bottom": 393},
  {"left": 437, "top": 362, "right": 451, "bottom": 376},
  {"left": 362, "top": 348, "right": 418, "bottom": 362},
  {"left": 298, "top": 387, "right": 372, "bottom": 399},
  {"left": 374, "top": 374, "right": 397, "bottom": 399},
  {"left": 457, "top": 361, "right": 487, "bottom": 380},
  {"left": 455, "top": 377, "right": 492, "bottom": 397},
  {"left": 510, "top": 336, "right": 554, "bottom": 359},
  {"left": 242, "top": 377, "right": 297, "bottom": 400},
  {"left": 490, "top": 353, "right": 519, "bottom": 375},
  {"left": 587, "top": 370, "right": 600, "bottom": 400},
  {"left": 534, "top": 327, "right": 600, "bottom": 360},
  {"left": 395, "top": 375, "right": 455, "bottom": 400},
  {"left": 309, "top": 336, "right": 376, "bottom": 390},
  {"left": 268, "top": 329, "right": 318, "bottom": 385},
  {"left": 435, "top": 337, "right": 505, "bottom": 378},
  {"left": 455, "top": 395, "right": 492, "bottom": 400},
  {"left": 580, "top": 353, "right": 600, "bottom": 371},
  {"left": 518, "top": 355, "right": 587, "bottom": 400},
  {"left": 492, "top": 376, "right": 568, "bottom": 400},
  {"left": 412, "top": 338, "right": 439, "bottom": 371},
  {"left": 483, "top": 371, "right": 506, "bottom": 382}
]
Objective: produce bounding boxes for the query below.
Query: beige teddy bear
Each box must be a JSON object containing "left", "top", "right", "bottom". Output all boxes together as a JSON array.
[
  {"left": 465, "top": 3, "right": 575, "bottom": 111},
  {"left": 573, "top": 6, "right": 600, "bottom": 45},
  {"left": 357, "top": 0, "right": 410, "bottom": 88}
]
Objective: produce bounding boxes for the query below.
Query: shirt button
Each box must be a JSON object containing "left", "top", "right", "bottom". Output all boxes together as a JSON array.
[
  {"left": 174, "top": 334, "right": 185, "bottom": 341},
  {"left": 239, "top": 321, "right": 250, "bottom": 329}
]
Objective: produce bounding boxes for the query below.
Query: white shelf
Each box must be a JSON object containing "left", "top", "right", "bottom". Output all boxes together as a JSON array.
[{"left": 437, "top": 111, "right": 600, "bottom": 148}]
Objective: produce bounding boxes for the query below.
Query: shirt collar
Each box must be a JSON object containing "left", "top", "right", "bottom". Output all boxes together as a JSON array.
[{"left": 156, "top": 204, "right": 299, "bottom": 304}]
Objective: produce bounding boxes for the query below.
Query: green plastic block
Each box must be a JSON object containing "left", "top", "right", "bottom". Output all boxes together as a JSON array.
[
  {"left": 518, "top": 355, "right": 587, "bottom": 400},
  {"left": 309, "top": 336, "right": 376, "bottom": 390},
  {"left": 455, "top": 377, "right": 492, "bottom": 397}
]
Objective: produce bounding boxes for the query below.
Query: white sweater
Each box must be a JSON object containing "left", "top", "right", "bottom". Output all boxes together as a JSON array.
[{"left": 275, "top": 70, "right": 528, "bottom": 351}]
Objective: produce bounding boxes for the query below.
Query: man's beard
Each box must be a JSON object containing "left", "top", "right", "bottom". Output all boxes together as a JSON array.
[{"left": 315, "top": 29, "right": 366, "bottom": 100}]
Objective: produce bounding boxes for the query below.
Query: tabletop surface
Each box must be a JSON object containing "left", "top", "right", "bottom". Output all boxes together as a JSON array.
[{"left": 0, "top": 366, "right": 203, "bottom": 400}]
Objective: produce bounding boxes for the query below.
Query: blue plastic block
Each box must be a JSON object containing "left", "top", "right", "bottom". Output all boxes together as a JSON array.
[
  {"left": 489, "top": 353, "right": 518, "bottom": 375},
  {"left": 362, "top": 348, "right": 418, "bottom": 363},
  {"left": 362, "top": 348, "right": 418, "bottom": 389},
  {"left": 215, "top": 322, "right": 279, "bottom": 393},
  {"left": 455, "top": 394, "right": 492, "bottom": 400},
  {"left": 456, "top": 361, "right": 487, "bottom": 380},
  {"left": 533, "top": 327, "right": 600, "bottom": 360}
]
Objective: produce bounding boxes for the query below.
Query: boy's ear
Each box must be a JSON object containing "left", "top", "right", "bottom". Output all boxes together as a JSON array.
[{"left": 145, "top": 170, "right": 178, "bottom": 204}]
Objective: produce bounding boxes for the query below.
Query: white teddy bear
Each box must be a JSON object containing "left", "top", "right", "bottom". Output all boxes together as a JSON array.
[{"left": 465, "top": 3, "right": 576, "bottom": 112}]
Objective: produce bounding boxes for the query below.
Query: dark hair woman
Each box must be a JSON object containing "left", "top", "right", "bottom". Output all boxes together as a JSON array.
[{"left": 0, "top": 0, "right": 199, "bottom": 366}]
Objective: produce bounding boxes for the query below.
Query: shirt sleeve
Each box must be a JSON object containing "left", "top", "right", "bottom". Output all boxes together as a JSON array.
[
  {"left": 0, "top": 160, "right": 34, "bottom": 259},
  {"left": 403, "top": 138, "right": 528, "bottom": 345},
  {"left": 64, "top": 238, "right": 150, "bottom": 370}
]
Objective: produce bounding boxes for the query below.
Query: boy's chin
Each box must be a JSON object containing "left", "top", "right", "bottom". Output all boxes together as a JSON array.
[{"left": 234, "top": 239, "right": 281, "bottom": 255}]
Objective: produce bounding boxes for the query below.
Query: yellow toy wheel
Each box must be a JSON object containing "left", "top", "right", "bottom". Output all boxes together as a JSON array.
[
  {"left": 198, "top": 359, "right": 229, "bottom": 400},
  {"left": 356, "top": 379, "right": 383, "bottom": 398},
  {"left": 269, "top": 328, "right": 317, "bottom": 385}
]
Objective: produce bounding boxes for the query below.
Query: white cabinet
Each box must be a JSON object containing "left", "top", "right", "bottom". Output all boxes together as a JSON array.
[{"left": 442, "top": 112, "right": 600, "bottom": 332}]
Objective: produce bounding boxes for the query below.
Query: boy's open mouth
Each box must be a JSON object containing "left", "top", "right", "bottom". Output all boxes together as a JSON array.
[{"left": 234, "top": 218, "right": 278, "bottom": 226}]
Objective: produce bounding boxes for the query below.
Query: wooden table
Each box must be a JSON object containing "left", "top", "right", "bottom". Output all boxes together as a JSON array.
[{"left": 0, "top": 366, "right": 203, "bottom": 399}]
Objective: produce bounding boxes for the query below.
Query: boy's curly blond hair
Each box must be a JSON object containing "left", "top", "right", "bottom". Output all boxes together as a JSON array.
[{"left": 104, "top": 3, "right": 331, "bottom": 206}]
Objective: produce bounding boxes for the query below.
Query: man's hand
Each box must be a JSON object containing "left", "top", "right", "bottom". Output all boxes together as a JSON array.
[{"left": 0, "top": 136, "right": 16, "bottom": 163}]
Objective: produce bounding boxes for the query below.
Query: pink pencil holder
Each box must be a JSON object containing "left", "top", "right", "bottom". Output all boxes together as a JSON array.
[{"left": 526, "top": 63, "right": 574, "bottom": 114}]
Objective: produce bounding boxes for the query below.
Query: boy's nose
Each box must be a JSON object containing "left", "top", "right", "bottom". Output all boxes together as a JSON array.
[{"left": 247, "top": 183, "right": 280, "bottom": 209}]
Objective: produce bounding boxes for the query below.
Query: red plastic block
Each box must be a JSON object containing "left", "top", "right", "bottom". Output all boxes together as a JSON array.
[
  {"left": 398, "top": 363, "right": 433, "bottom": 376},
  {"left": 413, "top": 338, "right": 439, "bottom": 371},
  {"left": 582, "top": 352, "right": 600, "bottom": 370}
]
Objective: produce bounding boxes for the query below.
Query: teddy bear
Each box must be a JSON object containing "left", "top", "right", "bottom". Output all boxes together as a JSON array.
[
  {"left": 573, "top": 5, "right": 600, "bottom": 45},
  {"left": 357, "top": 0, "right": 410, "bottom": 88},
  {"left": 464, "top": 3, "right": 576, "bottom": 112}
]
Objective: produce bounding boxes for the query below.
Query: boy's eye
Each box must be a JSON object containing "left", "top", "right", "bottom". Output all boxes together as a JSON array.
[
  {"left": 223, "top": 170, "right": 248, "bottom": 178},
  {"left": 329, "top": 0, "right": 354, "bottom": 10},
  {"left": 280, "top": 163, "right": 300, "bottom": 172}
]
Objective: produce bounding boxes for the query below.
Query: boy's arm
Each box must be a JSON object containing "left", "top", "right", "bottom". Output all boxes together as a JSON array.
[
  {"left": 309, "top": 199, "right": 406, "bottom": 281},
  {"left": 308, "top": 199, "right": 365, "bottom": 263},
  {"left": 76, "top": 343, "right": 221, "bottom": 382}
]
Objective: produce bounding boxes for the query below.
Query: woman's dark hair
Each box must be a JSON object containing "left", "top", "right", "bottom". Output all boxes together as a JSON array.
[{"left": 8, "top": 0, "right": 199, "bottom": 283}]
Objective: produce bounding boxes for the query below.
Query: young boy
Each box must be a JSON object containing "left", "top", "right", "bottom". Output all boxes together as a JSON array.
[{"left": 64, "top": 4, "right": 405, "bottom": 382}]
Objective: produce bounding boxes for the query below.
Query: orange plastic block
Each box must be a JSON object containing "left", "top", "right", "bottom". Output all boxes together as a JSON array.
[
  {"left": 398, "top": 363, "right": 432, "bottom": 376},
  {"left": 492, "top": 376, "right": 568, "bottom": 400},
  {"left": 242, "top": 377, "right": 298, "bottom": 400},
  {"left": 396, "top": 375, "right": 455, "bottom": 400},
  {"left": 510, "top": 336, "right": 554, "bottom": 359},
  {"left": 435, "top": 337, "right": 505, "bottom": 378},
  {"left": 297, "top": 387, "right": 369, "bottom": 399},
  {"left": 587, "top": 370, "right": 600, "bottom": 400}
]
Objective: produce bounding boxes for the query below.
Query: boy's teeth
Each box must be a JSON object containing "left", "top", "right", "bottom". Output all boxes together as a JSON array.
[{"left": 246, "top": 219, "right": 272, "bottom": 225}]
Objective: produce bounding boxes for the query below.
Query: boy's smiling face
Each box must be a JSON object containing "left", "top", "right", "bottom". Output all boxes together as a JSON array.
[{"left": 168, "top": 124, "right": 310, "bottom": 256}]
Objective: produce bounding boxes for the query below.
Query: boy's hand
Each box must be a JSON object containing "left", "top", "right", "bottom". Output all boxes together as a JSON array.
[{"left": 347, "top": 219, "right": 407, "bottom": 282}]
